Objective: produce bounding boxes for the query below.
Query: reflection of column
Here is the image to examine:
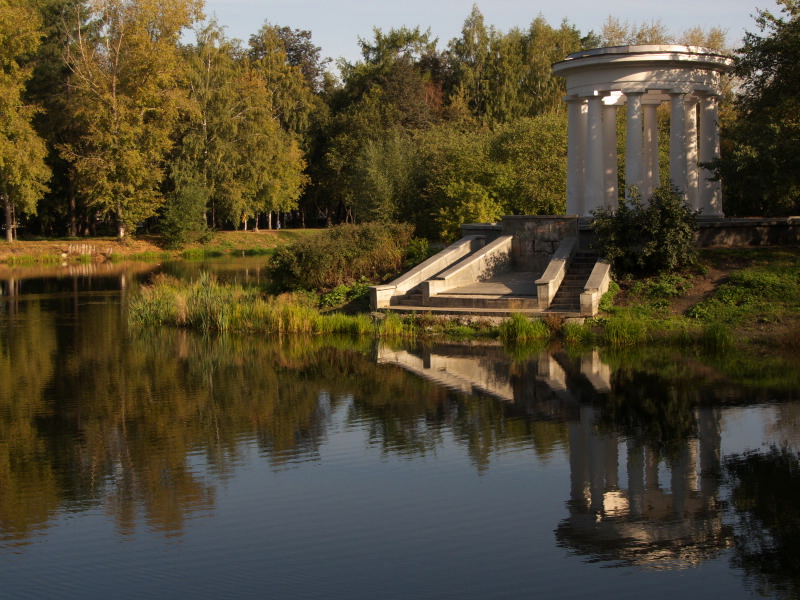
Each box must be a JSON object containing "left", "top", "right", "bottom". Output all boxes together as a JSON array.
[
  {"left": 569, "top": 419, "right": 591, "bottom": 511},
  {"left": 627, "top": 441, "right": 645, "bottom": 518},
  {"left": 602, "top": 102, "right": 618, "bottom": 210},
  {"left": 588, "top": 407, "right": 607, "bottom": 514},
  {"left": 585, "top": 96, "right": 605, "bottom": 214},
  {"left": 642, "top": 101, "right": 660, "bottom": 199},
  {"left": 671, "top": 441, "right": 692, "bottom": 516},
  {"left": 669, "top": 91, "right": 688, "bottom": 196},
  {"left": 604, "top": 436, "right": 620, "bottom": 490},
  {"left": 698, "top": 407, "right": 722, "bottom": 504},
  {"left": 645, "top": 448, "right": 659, "bottom": 490},
  {"left": 685, "top": 96, "right": 700, "bottom": 210},
  {"left": 566, "top": 97, "right": 588, "bottom": 215},
  {"left": 699, "top": 95, "right": 724, "bottom": 216},
  {"left": 625, "top": 92, "right": 644, "bottom": 198}
]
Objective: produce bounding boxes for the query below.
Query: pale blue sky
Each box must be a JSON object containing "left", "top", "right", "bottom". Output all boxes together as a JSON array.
[{"left": 201, "top": 0, "right": 778, "bottom": 64}]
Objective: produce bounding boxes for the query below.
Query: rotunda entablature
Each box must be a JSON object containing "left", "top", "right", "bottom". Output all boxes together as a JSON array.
[{"left": 553, "top": 45, "right": 733, "bottom": 99}]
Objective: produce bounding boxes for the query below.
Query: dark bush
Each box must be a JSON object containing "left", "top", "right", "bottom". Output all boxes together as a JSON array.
[
  {"left": 268, "top": 222, "right": 416, "bottom": 291},
  {"left": 591, "top": 184, "right": 699, "bottom": 275}
]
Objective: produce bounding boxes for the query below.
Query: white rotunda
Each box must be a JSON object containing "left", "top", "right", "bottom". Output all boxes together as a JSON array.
[{"left": 552, "top": 45, "right": 733, "bottom": 217}]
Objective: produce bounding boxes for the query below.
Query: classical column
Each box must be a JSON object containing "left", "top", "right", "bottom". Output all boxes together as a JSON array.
[
  {"left": 565, "top": 97, "right": 587, "bottom": 215},
  {"left": 585, "top": 95, "right": 605, "bottom": 215},
  {"left": 685, "top": 96, "right": 700, "bottom": 210},
  {"left": 625, "top": 91, "right": 644, "bottom": 198},
  {"left": 669, "top": 91, "right": 688, "bottom": 197},
  {"left": 699, "top": 95, "right": 724, "bottom": 216},
  {"left": 602, "top": 102, "right": 618, "bottom": 210},
  {"left": 642, "top": 101, "right": 660, "bottom": 198}
]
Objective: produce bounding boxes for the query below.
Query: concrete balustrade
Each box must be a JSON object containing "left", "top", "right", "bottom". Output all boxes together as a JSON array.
[
  {"left": 535, "top": 236, "right": 576, "bottom": 309},
  {"left": 579, "top": 260, "right": 612, "bottom": 316},
  {"left": 370, "top": 235, "right": 486, "bottom": 309},
  {"left": 421, "top": 235, "right": 513, "bottom": 303}
]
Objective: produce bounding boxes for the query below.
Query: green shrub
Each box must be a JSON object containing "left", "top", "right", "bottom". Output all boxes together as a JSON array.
[
  {"left": 268, "top": 222, "right": 415, "bottom": 292},
  {"left": 592, "top": 184, "right": 699, "bottom": 275}
]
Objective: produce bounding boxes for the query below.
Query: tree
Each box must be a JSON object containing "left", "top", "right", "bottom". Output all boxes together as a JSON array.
[
  {"left": 166, "top": 22, "right": 308, "bottom": 239},
  {"left": 0, "top": 0, "right": 50, "bottom": 242},
  {"left": 24, "top": 0, "right": 88, "bottom": 237},
  {"left": 717, "top": 0, "right": 800, "bottom": 216},
  {"left": 60, "top": 0, "right": 203, "bottom": 240},
  {"left": 319, "top": 26, "right": 445, "bottom": 224},
  {"left": 448, "top": 7, "right": 581, "bottom": 124},
  {"left": 490, "top": 113, "right": 568, "bottom": 216}
]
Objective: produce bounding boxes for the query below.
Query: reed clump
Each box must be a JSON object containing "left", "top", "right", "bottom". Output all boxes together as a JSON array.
[{"left": 498, "top": 313, "right": 550, "bottom": 343}]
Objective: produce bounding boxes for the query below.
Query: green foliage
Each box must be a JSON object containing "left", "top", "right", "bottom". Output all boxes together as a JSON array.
[
  {"left": 591, "top": 184, "right": 699, "bottom": 275},
  {"left": 160, "top": 172, "right": 209, "bottom": 249},
  {"left": 268, "top": 221, "right": 415, "bottom": 291},
  {"left": 498, "top": 313, "right": 550, "bottom": 343},
  {"left": 319, "top": 280, "right": 370, "bottom": 309},
  {"left": 0, "top": 0, "right": 50, "bottom": 241},
  {"left": 171, "top": 23, "right": 309, "bottom": 232},
  {"left": 562, "top": 321, "right": 595, "bottom": 346},
  {"left": 602, "top": 314, "right": 650, "bottom": 346},
  {"left": 402, "top": 237, "right": 433, "bottom": 269},
  {"left": 629, "top": 274, "right": 692, "bottom": 299},
  {"left": 685, "top": 249, "right": 800, "bottom": 325},
  {"left": 59, "top": 0, "right": 203, "bottom": 240},
  {"left": 700, "top": 322, "right": 734, "bottom": 353},
  {"left": 448, "top": 7, "right": 581, "bottom": 123},
  {"left": 717, "top": 0, "right": 800, "bottom": 216}
]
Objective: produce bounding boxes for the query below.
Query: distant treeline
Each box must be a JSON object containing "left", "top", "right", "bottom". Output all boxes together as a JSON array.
[{"left": 0, "top": 0, "right": 792, "bottom": 245}]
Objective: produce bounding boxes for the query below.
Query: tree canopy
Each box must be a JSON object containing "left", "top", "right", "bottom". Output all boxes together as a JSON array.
[
  {"left": 718, "top": 0, "right": 800, "bottom": 216},
  {"left": 1, "top": 1, "right": 781, "bottom": 243}
]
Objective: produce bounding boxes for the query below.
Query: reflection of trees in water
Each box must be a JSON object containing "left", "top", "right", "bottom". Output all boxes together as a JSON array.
[
  {"left": 725, "top": 447, "right": 800, "bottom": 599},
  {"left": 597, "top": 369, "right": 699, "bottom": 460},
  {"left": 0, "top": 300, "right": 60, "bottom": 546}
]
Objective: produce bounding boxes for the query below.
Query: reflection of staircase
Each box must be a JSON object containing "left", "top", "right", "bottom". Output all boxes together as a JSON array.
[{"left": 548, "top": 252, "right": 597, "bottom": 314}]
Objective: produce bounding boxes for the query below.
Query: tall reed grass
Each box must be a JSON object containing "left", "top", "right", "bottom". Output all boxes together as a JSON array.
[{"left": 498, "top": 313, "right": 550, "bottom": 343}]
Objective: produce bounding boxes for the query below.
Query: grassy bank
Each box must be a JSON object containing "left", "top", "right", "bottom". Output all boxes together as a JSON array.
[
  {"left": 0, "top": 229, "right": 320, "bottom": 266},
  {"left": 130, "top": 249, "right": 800, "bottom": 351},
  {"left": 128, "top": 246, "right": 800, "bottom": 352}
]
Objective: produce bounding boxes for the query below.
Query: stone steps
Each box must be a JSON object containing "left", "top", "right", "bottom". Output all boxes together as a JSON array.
[
  {"left": 385, "top": 252, "right": 599, "bottom": 317},
  {"left": 548, "top": 252, "right": 597, "bottom": 312}
]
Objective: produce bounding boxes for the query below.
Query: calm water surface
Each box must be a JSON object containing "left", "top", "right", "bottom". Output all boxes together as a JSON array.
[{"left": 1, "top": 262, "right": 799, "bottom": 599}]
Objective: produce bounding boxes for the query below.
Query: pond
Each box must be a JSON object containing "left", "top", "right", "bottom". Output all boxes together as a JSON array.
[{"left": 1, "top": 261, "right": 799, "bottom": 599}]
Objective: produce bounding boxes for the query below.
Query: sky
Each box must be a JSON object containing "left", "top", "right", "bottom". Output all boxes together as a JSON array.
[{"left": 200, "top": 0, "right": 779, "bottom": 66}]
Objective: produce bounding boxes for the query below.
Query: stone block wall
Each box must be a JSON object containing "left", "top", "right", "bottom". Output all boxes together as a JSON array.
[{"left": 500, "top": 216, "right": 579, "bottom": 272}]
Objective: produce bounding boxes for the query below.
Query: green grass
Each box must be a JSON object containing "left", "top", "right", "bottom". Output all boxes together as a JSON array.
[{"left": 126, "top": 246, "right": 800, "bottom": 354}]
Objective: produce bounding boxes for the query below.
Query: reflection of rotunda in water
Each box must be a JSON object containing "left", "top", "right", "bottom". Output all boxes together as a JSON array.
[
  {"left": 376, "top": 342, "right": 734, "bottom": 569},
  {"left": 556, "top": 405, "right": 733, "bottom": 568}
]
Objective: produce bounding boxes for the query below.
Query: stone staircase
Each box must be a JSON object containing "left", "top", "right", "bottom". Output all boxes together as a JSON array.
[
  {"left": 385, "top": 257, "right": 598, "bottom": 317},
  {"left": 547, "top": 251, "right": 598, "bottom": 313},
  {"left": 370, "top": 218, "right": 611, "bottom": 318}
]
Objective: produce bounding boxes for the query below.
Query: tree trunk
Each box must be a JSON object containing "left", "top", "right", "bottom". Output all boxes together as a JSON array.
[
  {"left": 68, "top": 186, "right": 77, "bottom": 238},
  {"left": 3, "top": 194, "right": 12, "bottom": 243}
]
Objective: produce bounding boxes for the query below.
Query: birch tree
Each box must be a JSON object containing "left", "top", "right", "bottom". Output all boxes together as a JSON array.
[
  {"left": 60, "top": 0, "right": 202, "bottom": 239},
  {"left": 0, "top": 0, "right": 50, "bottom": 242}
]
